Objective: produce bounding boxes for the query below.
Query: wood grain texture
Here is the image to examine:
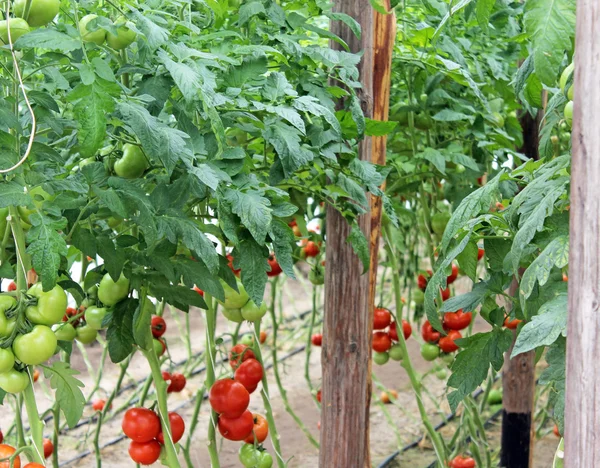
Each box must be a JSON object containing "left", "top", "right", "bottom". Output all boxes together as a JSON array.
[
  {"left": 321, "top": 2, "right": 395, "bottom": 467},
  {"left": 565, "top": 1, "right": 600, "bottom": 464}
]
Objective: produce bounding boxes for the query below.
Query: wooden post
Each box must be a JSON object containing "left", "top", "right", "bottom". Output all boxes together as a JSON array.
[
  {"left": 320, "top": 2, "right": 395, "bottom": 467},
  {"left": 565, "top": 0, "right": 600, "bottom": 464}
]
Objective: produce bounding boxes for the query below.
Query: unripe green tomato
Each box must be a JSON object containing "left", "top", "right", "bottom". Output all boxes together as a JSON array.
[
  {"left": 414, "top": 113, "right": 432, "bottom": 130},
  {"left": 431, "top": 212, "right": 450, "bottom": 235},
  {"left": 79, "top": 14, "right": 106, "bottom": 45},
  {"left": 412, "top": 289, "right": 425, "bottom": 305},
  {"left": 435, "top": 368, "right": 447, "bottom": 380},
  {"left": 491, "top": 111, "right": 505, "bottom": 128},
  {"left": 217, "top": 280, "right": 249, "bottom": 309},
  {"left": 98, "top": 273, "right": 130, "bottom": 306},
  {"left": 26, "top": 284, "right": 68, "bottom": 326},
  {"left": 0, "top": 348, "right": 15, "bottom": 373},
  {"left": 76, "top": 324, "right": 98, "bottom": 344},
  {"left": 240, "top": 300, "right": 267, "bottom": 322},
  {"left": 114, "top": 144, "right": 148, "bottom": 178},
  {"left": 559, "top": 62, "right": 574, "bottom": 94},
  {"left": 0, "top": 18, "right": 30, "bottom": 45},
  {"left": 441, "top": 353, "right": 455, "bottom": 366},
  {"left": 4, "top": 319, "right": 16, "bottom": 337},
  {"left": 153, "top": 338, "right": 166, "bottom": 356},
  {"left": 420, "top": 343, "right": 440, "bottom": 361},
  {"left": 106, "top": 17, "right": 136, "bottom": 50},
  {"left": 0, "top": 368, "right": 29, "bottom": 394},
  {"left": 487, "top": 388, "right": 503, "bottom": 405},
  {"left": 107, "top": 216, "right": 123, "bottom": 229},
  {"left": 388, "top": 344, "right": 404, "bottom": 361},
  {"left": 13, "top": 325, "right": 57, "bottom": 365},
  {"left": 567, "top": 84, "right": 574, "bottom": 101},
  {"left": 373, "top": 351, "right": 389, "bottom": 365},
  {"left": 52, "top": 323, "right": 77, "bottom": 342},
  {"left": 0, "top": 295, "right": 16, "bottom": 336},
  {"left": 239, "top": 334, "right": 254, "bottom": 346},
  {"left": 14, "top": 0, "right": 59, "bottom": 27},
  {"left": 87, "top": 284, "right": 98, "bottom": 299},
  {"left": 564, "top": 101, "right": 573, "bottom": 128},
  {"left": 222, "top": 307, "right": 244, "bottom": 323},
  {"left": 85, "top": 307, "right": 108, "bottom": 330},
  {"left": 308, "top": 265, "right": 325, "bottom": 285}
]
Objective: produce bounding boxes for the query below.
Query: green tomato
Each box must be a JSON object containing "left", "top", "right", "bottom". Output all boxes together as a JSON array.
[
  {"left": 414, "top": 113, "right": 432, "bottom": 130},
  {"left": 0, "top": 368, "right": 29, "bottom": 394},
  {"left": 76, "top": 324, "right": 98, "bottom": 344},
  {"left": 153, "top": 338, "right": 166, "bottom": 356},
  {"left": 412, "top": 289, "right": 425, "bottom": 305},
  {"left": 431, "top": 212, "right": 450, "bottom": 235},
  {"left": 13, "top": 325, "right": 57, "bottom": 365},
  {"left": 85, "top": 307, "right": 108, "bottom": 330},
  {"left": 308, "top": 264, "right": 325, "bottom": 285},
  {"left": 106, "top": 17, "right": 136, "bottom": 50},
  {"left": 218, "top": 280, "right": 249, "bottom": 309},
  {"left": 98, "top": 273, "right": 130, "bottom": 306},
  {"left": 107, "top": 216, "right": 123, "bottom": 229},
  {"left": 567, "top": 84, "right": 574, "bottom": 101},
  {"left": 26, "top": 283, "right": 67, "bottom": 326},
  {"left": 52, "top": 322, "right": 77, "bottom": 342},
  {"left": 239, "top": 444, "right": 273, "bottom": 468},
  {"left": 114, "top": 144, "right": 148, "bottom": 179},
  {"left": 0, "top": 348, "right": 15, "bottom": 374},
  {"left": 0, "top": 208, "right": 8, "bottom": 242},
  {"left": 4, "top": 319, "right": 16, "bottom": 337},
  {"left": 0, "top": 18, "right": 30, "bottom": 45},
  {"left": 559, "top": 63, "right": 574, "bottom": 94},
  {"left": 388, "top": 344, "right": 403, "bottom": 361},
  {"left": 373, "top": 351, "right": 389, "bottom": 365},
  {"left": 79, "top": 14, "right": 106, "bottom": 45},
  {"left": 240, "top": 300, "right": 267, "bottom": 322},
  {"left": 420, "top": 343, "right": 440, "bottom": 362},
  {"left": 0, "top": 295, "right": 16, "bottom": 337},
  {"left": 564, "top": 101, "right": 573, "bottom": 128},
  {"left": 487, "top": 388, "right": 503, "bottom": 405},
  {"left": 435, "top": 369, "right": 447, "bottom": 380},
  {"left": 239, "top": 334, "right": 254, "bottom": 346},
  {"left": 14, "top": 0, "right": 59, "bottom": 27},
  {"left": 491, "top": 111, "right": 505, "bottom": 128},
  {"left": 489, "top": 97, "right": 504, "bottom": 113},
  {"left": 222, "top": 307, "right": 244, "bottom": 323},
  {"left": 441, "top": 353, "right": 455, "bottom": 366}
]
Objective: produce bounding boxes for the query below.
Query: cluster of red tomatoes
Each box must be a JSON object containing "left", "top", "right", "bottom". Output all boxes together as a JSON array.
[
  {"left": 208, "top": 344, "right": 273, "bottom": 466},
  {"left": 372, "top": 307, "right": 412, "bottom": 365},
  {"left": 420, "top": 309, "right": 472, "bottom": 361},
  {"left": 122, "top": 407, "right": 185, "bottom": 465},
  {"left": 0, "top": 438, "right": 54, "bottom": 467},
  {"left": 150, "top": 314, "right": 169, "bottom": 358}
]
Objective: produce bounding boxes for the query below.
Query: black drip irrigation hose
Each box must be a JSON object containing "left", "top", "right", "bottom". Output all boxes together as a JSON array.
[{"left": 59, "top": 345, "right": 308, "bottom": 467}]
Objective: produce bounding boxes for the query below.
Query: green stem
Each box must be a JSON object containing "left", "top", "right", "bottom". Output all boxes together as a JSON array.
[
  {"left": 23, "top": 376, "right": 45, "bottom": 464},
  {"left": 183, "top": 386, "right": 205, "bottom": 468},
  {"left": 15, "top": 394, "right": 26, "bottom": 448},
  {"left": 204, "top": 293, "right": 220, "bottom": 468},
  {"left": 304, "top": 285, "right": 318, "bottom": 402}
]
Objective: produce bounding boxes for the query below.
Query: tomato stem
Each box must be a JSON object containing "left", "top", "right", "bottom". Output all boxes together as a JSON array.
[
  {"left": 23, "top": 373, "right": 45, "bottom": 464},
  {"left": 203, "top": 293, "right": 221, "bottom": 468},
  {"left": 304, "top": 283, "right": 318, "bottom": 405}
]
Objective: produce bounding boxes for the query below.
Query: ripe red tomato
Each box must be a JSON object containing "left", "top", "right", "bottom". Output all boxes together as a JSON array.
[
  {"left": 443, "top": 310, "right": 472, "bottom": 330},
  {"left": 421, "top": 321, "right": 441, "bottom": 343},
  {"left": 23, "top": 464, "right": 45, "bottom": 468},
  {"left": 259, "top": 331, "right": 267, "bottom": 344},
  {"left": 234, "top": 359, "right": 263, "bottom": 393},
  {"left": 151, "top": 316, "right": 166, "bottom": 338},
  {"left": 0, "top": 444, "right": 19, "bottom": 468},
  {"left": 447, "top": 264, "right": 459, "bottom": 284},
  {"left": 267, "top": 255, "right": 282, "bottom": 277},
  {"left": 193, "top": 286, "right": 204, "bottom": 296},
  {"left": 373, "top": 307, "right": 392, "bottom": 330},
  {"left": 449, "top": 455, "right": 476, "bottom": 468},
  {"left": 303, "top": 241, "right": 320, "bottom": 257},
  {"left": 43, "top": 438, "right": 53, "bottom": 459},
  {"left": 7, "top": 282, "right": 16, "bottom": 292},
  {"left": 439, "top": 330, "right": 462, "bottom": 353},
  {"left": 440, "top": 287, "right": 451, "bottom": 301},
  {"left": 504, "top": 317, "right": 522, "bottom": 329},
  {"left": 209, "top": 379, "right": 250, "bottom": 418},
  {"left": 227, "top": 254, "right": 241, "bottom": 275},
  {"left": 0, "top": 430, "right": 3, "bottom": 444},
  {"left": 218, "top": 410, "right": 254, "bottom": 441},
  {"left": 157, "top": 412, "right": 185, "bottom": 444},
  {"left": 92, "top": 399, "right": 110, "bottom": 412},
  {"left": 316, "top": 390, "right": 321, "bottom": 403},
  {"left": 417, "top": 273, "right": 429, "bottom": 290},
  {"left": 553, "top": 424, "right": 561, "bottom": 437},
  {"left": 244, "top": 413, "right": 268, "bottom": 444},
  {"left": 229, "top": 344, "right": 256, "bottom": 370},
  {"left": 62, "top": 306, "right": 80, "bottom": 325},
  {"left": 122, "top": 408, "right": 161, "bottom": 443},
  {"left": 477, "top": 248, "right": 484, "bottom": 261},
  {"left": 167, "top": 373, "right": 186, "bottom": 393},
  {"left": 372, "top": 332, "right": 392, "bottom": 352},
  {"left": 311, "top": 333, "right": 322, "bottom": 346},
  {"left": 128, "top": 440, "right": 161, "bottom": 465}
]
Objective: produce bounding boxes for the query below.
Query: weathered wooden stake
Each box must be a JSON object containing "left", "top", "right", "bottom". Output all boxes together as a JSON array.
[
  {"left": 320, "top": 2, "right": 395, "bottom": 466},
  {"left": 565, "top": 0, "right": 600, "bottom": 464}
]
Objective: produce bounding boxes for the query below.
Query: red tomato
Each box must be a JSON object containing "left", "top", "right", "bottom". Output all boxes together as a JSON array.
[
  {"left": 63, "top": 306, "right": 81, "bottom": 325},
  {"left": 389, "top": 320, "right": 412, "bottom": 341},
  {"left": 449, "top": 455, "right": 476, "bottom": 468},
  {"left": 209, "top": 379, "right": 250, "bottom": 418},
  {"left": 227, "top": 254, "right": 241, "bottom": 276},
  {"left": 288, "top": 219, "right": 297, "bottom": 227},
  {"left": 373, "top": 307, "right": 392, "bottom": 330},
  {"left": 504, "top": 317, "right": 522, "bottom": 330},
  {"left": 303, "top": 241, "right": 320, "bottom": 257},
  {"left": 417, "top": 273, "right": 429, "bottom": 290},
  {"left": 0, "top": 430, "right": 3, "bottom": 444},
  {"left": 477, "top": 248, "right": 484, "bottom": 261},
  {"left": 33, "top": 369, "right": 40, "bottom": 383},
  {"left": 92, "top": 399, "right": 110, "bottom": 412},
  {"left": 244, "top": 413, "right": 269, "bottom": 444},
  {"left": 229, "top": 344, "right": 256, "bottom": 370},
  {"left": 0, "top": 444, "right": 19, "bottom": 468},
  {"left": 157, "top": 412, "right": 185, "bottom": 444},
  {"left": 151, "top": 316, "right": 166, "bottom": 338},
  {"left": 372, "top": 332, "right": 392, "bottom": 352},
  {"left": 193, "top": 286, "right": 204, "bottom": 296},
  {"left": 553, "top": 424, "right": 561, "bottom": 437},
  {"left": 43, "top": 438, "right": 53, "bottom": 459},
  {"left": 311, "top": 333, "right": 322, "bottom": 346},
  {"left": 447, "top": 264, "right": 459, "bottom": 284},
  {"left": 316, "top": 390, "right": 321, "bottom": 403},
  {"left": 421, "top": 321, "right": 441, "bottom": 343},
  {"left": 562, "top": 273, "right": 568, "bottom": 282},
  {"left": 128, "top": 440, "right": 161, "bottom": 465},
  {"left": 267, "top": 255, "right": 282, "bottom": 277},
  {"left": 234, "top": 359, "right": 263, "bottom": 393},
  {"left": 23, "top": 464, "right": 45, "bottom": 468},
  {"left": 218, "top": 410, "right": 254, "bottom": 441},
  {"left": 122, "top": 408, "right": 161, "bottom": 443},
  {"left": 259, "top": 331, "right": 267, "bottom": 344},
  {"left": 443, "top": 310, "right": 472, "bottom": 330},
  {"left": 7, "top": 282, "right": 16, "bottom": 292},
  {"left": 441, "top": 287, "right": 451, "bottom": 301},
  {"left": 439, "top": 330, "right": 462, "bottom": 353}
]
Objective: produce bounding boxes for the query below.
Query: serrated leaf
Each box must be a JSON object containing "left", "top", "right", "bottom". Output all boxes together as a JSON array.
[
  {"left": 476, "top": 0, "right": 496, "bottom": 31},
  {"left": 440, "top": 280, "right": 488, "bottom": 313},
  {"left": 106, "top": 298, "right": 136, "bottom": 363},
  {"left": 236, "top": 238, "right": 269, "bottom": 305},
  {"left": 43, "top": 362, "right": 86, "bottom": 428},
  {"left": 483, "top": 237, "right": 511, "bottom": 272},
  {"left": 15, "top": 29, "right": 81, "bottom": 52},
  {"left": 239, "top": 1, "right": 266, "bottom": 26},
  {"left": 539, "top": 338, "right": 565, "bottom": 433},
  {"left": 176, "top": 257, "right": 225, "bottom": 302},
  {"left": 269, "top": 220, "right": 296, "bottom": 279},
  {"left": 347, "top": 223, "right": 370, "bottom": 273},
  {"left": 224, "top": 189, "right": 272, "bottom": 244},
  {"left": 150, "top": 283, "right": 207, "bottom": 311},
  {"left": 0, "top": 181, "right": 30, "bottom": 207},
  {"left": 456, "top": 240, "right": 478, "bottom": 282},
  {"left": 26, "top": 214, "right": 68, "bottom": 291}
]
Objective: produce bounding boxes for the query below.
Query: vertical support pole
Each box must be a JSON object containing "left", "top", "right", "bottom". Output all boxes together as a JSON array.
[
  {"left": 565, "top": 0, "right": 600, "bottom": 464},
  {"left": 320, "top": 2, "right": 395, "bottom": 467}
]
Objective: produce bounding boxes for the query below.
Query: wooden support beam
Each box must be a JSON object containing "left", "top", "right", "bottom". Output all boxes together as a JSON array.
[
  {"left": 565, "top": 0, "right": 600, "bottom": 464},
  {"left": 320, "top": 2, "right": 395, "bottom": 467}
]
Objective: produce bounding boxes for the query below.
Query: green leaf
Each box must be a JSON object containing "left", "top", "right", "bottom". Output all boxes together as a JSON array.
[
  {"left": 224, "top": 189, "right": 272, "bottom": 245},
  {"left": 456, "top": 240, "right": 478, "bottom": 282},
  {"left": 236, "top": 238, "right": 269, "bottom": 305},
  {"left": 476, "top": 0, "right": 496, "bottom": 31},
  {"left": 0, "top": 182, "right": 31, "bottom": 207},
  {"left": 176, "top": 257, "right": 225, "bottom": 302},
  {"left": 158, "top": 50, "right": 202, "bottom": 102},
  {"left": 327, "top": 12, "right": 362, "bottom": 39},
  {"left": 269, "top": 220, "right": 296, "bottom": 279},
  {"left": 239, "top": 1, "right": 266, "bottom": 26},
  {"left": 43, "top": 362, "right": 86, "bottom": 428},
  {"left": 447, "top": 328, "right": 513, "bottom": 412},
  {"left": 539, "top": 338, "right": 565, "bottom": 433},
  {"left": 132, "top": 298, "right": 151, "bottom": 351},
  {"left": 263, "top": 121, "right": 313, "bottom": 177},
  {"left": 26, "top": 214, "right": 68, "bottom": 291},
  {"left": 106, "top": 298, "right": 136, "bottom": 363},
  {"left": 96, "top": 237, "right": 125, "bottom": 284},
  {"left": 15, "top": 29, "right": 81, "bottom": 52},
  {"left": 512, "top": 294, "right": 567, "bottom": 357},
  {"left": 417, "top": 148, "right": 445, "bottom": 174},
  {"left": 432, "top": 109, "right": 472, "bottom": 122},
  {"left": 350, "top": 94, "right": 365, "bottom": 138},
  {"left": 440, "top": 281, "right": 488, "bottom": 313},
  {"left": 369, "top": 0, "right": 390, "bottom": 14},
  {"left": 347, "top": 223, "right": 370, "bottom": 273},
  {"left": 150, "top": 283, "right": 206, "bottom": 311},
  {"left": 524, "top": 0, "right": 576, "bottom": 85},
  {"left": 365, "top": 119, "right": 397, "bottom": 136},
  {"left": 483, "top": 237, "right": 511, "bottom": 272}
]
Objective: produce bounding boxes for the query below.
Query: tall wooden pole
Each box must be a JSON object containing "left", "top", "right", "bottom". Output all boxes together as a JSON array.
[
  {"left": 320, "top": 2, "right": 395, "bottom": 466},
  {"left": 565, "top": 0, "right": 600, "bottom": 464}
]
